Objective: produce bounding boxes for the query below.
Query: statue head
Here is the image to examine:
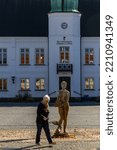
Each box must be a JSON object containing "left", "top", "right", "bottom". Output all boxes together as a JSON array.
[{"left": 61, "top": 81, "right": 67, "bottom": 90}]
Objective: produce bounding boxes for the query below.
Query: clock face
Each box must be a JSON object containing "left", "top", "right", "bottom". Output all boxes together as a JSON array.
[{"left": 61, "top": 22, "right": 68, "bottom": 29}]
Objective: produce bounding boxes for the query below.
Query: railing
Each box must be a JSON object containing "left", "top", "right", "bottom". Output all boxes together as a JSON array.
[
  {"left": 57, "top": 64, "right": 73, "bottom": 74},
  {"left": 16, "top": 90, "right": 32, "bottom": 99}
]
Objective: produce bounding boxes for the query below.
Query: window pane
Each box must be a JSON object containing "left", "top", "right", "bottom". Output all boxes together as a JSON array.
[
  {"left": 21, "top": 49, "right": 24, "bottom": 53},
  {"left": 41, "top": 49, "right": 44, "bottom": 53},
  {"left": 85, "top": 53, "right": 89, "bottom": 64},
  {"left": 41, "top": 79, "right": 45, "bottom": 89},
  {"left": 90, "top": 54, "right": 94, "bottom": 63},
  {"left": 21, "top": 79, "right": 25, "bottom": 90},
  {"left": 0, "top": 54, "right": 2, "bottom": 64},
  {"left": 90, "top": 78, "right": 94, "bottom": 89},
  {"left": 21, "top": 54, "right": 24, "bottom": 64},
  {"left": 26, "top": 54, "right": 29, "bottom": 64},
  {"left": 85, "top": 78, "right": 89, "bottom": 89},
  {"left": 3, "top": 49, "right": 7, "bottom": 53},
  {"left": 3, "top": 54, "right": 7, "bottom": 64},
  {"left": 36, "top": 79, "right": 40, "bottom": 89},
  {"left": 90, "top": 49, "right": 94, "bottom": 64},
  {"left": 40, "top": 54, "right": 44, "bottom": 64},
  {"left": 0, "top": 79, "right": 2, "bottom": 90},
  {"left": 60, "top": 51, "right": 64, "bottom": 63},
  {"left": 26, "top": 79, "right": 30, "bottom": 89},
  {"left": 36, "top": 54, "right": 39, "bottom": 64},
  {"left": 36, "top": 79, "right": 45, "bottom": 90},
  {"left": 26, "top": 49, "right": 29, "bottom": 52},
  {"left": 65, "top": 52, "right": 69, "bottom": 63},
  {"left": 36, "top": 49, "right": 39, "bottom": 53},
  {"left": 3, "top": 79, "right": 7, "bottom": 90}
]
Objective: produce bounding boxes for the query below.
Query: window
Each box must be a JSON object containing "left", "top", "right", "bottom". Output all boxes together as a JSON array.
[
  {"left": 0, "top": 79, "right": 7, "bottom": 90},
  {"left": 20, "top": 49, "right": 29, "bottom": 64},
  {"left": 35, "top": 48, "right": 44, "bottom": 64},
  {"left": 85, "top": 78, "right": 94, "bottom": 89},
  {"left": 0, "top": 48, "right": 7, "bottom": 65},
  {"left": 85, "top": 48, "right": 94, "bottom": 64},
  {"left": 60, "top": 47, "right": 69, "bottom": 63},
  {"left": 36, "top": 78, "right": 45, "bottom": 90},
  {"left": 21, "top": 78, "right": 30, "bottom": 90}
]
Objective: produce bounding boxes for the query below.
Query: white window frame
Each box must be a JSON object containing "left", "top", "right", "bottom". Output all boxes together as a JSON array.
[
  {"left": 35, "top": 78, "right": 45, "bottom": 90},
  {"left": 60, "top": 46, "right": 70, "bottom": 63},
  {"left": 0, "top": 78, "right": 7, "bottom": 91},
  {"left": 85, "top": 48, "right": 94, "bottom": 64},
  {"left": 35, "top": 48, "right": 44, "bottom": 64},
  {"left": 20, "top": 78, "right": 30, "bottom": 90},
  {"left": 20, "top": 48, "right": 30, "bottom": 65},
  {"left": 85, "top": 77, "right": 94, "bottom": 90},
  {"left": 0, "top": 48, "right": 7, "bottom": 65}
]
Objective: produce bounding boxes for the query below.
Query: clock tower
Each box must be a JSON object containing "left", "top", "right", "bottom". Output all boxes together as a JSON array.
[{"left": 48, "top": 0, "right": 81, "bottom": 98}]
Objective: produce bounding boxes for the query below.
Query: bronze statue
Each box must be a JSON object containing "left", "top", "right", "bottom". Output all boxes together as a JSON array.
[{"left": 54, "top": 81, "right": 70, "bottom": 136}]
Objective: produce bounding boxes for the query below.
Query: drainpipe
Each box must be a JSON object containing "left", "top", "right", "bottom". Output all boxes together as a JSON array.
[
  {"left": 47, "top": 28, "right": 50, "bottom": 96},
  {"left": 80, "top": 35, "right": 82, "bottom": 99}
]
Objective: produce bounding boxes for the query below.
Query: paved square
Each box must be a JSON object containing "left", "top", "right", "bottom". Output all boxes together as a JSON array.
[{"left": 0, "top": 103, "right": 100, "bottom": 150}]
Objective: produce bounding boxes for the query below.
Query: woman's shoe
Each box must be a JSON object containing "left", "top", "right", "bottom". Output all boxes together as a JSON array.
[
  {"left": 49, "top": 141, "right": 56, "bottom": 145},
  {"left": 36, "top": 142, "right": 41, "bottom": 146}
]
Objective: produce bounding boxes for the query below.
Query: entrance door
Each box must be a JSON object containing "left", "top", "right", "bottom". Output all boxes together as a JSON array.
[{"left": 59, "top": 77, "right": 71, "bottom": 92}]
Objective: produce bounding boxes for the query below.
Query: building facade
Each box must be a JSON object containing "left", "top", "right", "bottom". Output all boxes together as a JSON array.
[{"left": 0, "top": 0, "right": 100, "bottom": 100}]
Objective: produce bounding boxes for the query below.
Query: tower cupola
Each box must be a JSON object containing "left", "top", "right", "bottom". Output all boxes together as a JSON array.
[{"left": 50, "top": 0, "right": 79, "bottom": 12}]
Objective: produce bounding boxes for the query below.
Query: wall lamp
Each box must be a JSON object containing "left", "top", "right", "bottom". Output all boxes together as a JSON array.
[
  {"left": 11, "top": 76, "right": 15, "bottom": 84},
  {"left": 63, "top": 36, "right": 66, "bottom": 41}
]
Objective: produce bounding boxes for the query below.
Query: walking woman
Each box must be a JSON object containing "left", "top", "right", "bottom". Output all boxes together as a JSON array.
[{"left": 36, "top": 95, "right": 56, "bottom": 145}]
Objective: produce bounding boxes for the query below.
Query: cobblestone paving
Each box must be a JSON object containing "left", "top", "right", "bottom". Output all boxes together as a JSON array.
[
  {"left": 0, "top": 103, "right": 100, "bottom": 150},
  {"left": 0, "top": 128, "right": 100, "bottom": 150}
]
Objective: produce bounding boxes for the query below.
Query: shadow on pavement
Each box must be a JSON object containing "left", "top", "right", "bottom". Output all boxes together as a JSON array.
[
  {"left": 0, "top": 138, "right": 34, "bottom": 143},
  {"left": 2, "top": 145, "right": 53, "bottom": 150},
  {"left": 18, "top": 145, "right": 53, "bottom": 150},
  {"left": 0, "top": 139, "right": 53, "bottom": 150}
]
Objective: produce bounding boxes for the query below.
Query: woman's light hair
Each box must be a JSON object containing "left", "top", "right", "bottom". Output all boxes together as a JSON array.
[{"left": 43, "top": 94, "right": 50, "bottom": 102}]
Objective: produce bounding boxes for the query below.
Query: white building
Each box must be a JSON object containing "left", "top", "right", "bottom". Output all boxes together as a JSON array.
[{"left": 0, "top": 0, "right": 100, "bottom": 100}]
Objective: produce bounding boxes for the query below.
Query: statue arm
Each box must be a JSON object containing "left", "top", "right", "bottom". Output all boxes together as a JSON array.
[
  {"left": 66, "top": 91, "right": 70, "bottom": 102},
  {"left": 55, "top": 94, "right": 61, "bottom": 107}
]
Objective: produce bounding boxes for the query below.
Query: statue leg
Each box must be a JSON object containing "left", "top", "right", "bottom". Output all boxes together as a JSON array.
[
  {"left": 55, "top": 107, "right": 63, "bottom": 133},
  {"left": 63, "top": 105, "right": 69, "bottom": 133}
]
